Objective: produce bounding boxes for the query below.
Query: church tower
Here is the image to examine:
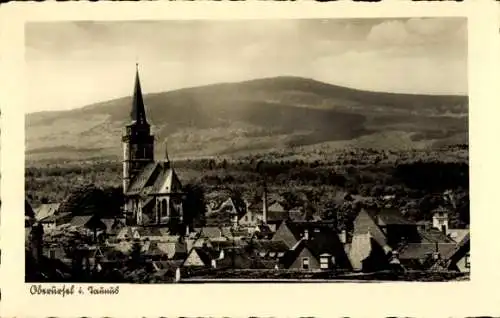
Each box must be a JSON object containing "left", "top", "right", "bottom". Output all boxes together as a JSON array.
[{"left": 122, "top": 64, "right": 155, "bottom": 194}]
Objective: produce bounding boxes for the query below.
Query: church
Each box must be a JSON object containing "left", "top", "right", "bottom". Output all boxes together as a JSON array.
[{"left": 121, "top": 64, "right": 186, "bottom": 233}]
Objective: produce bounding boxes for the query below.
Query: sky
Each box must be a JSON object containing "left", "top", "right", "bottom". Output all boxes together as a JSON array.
[{"left": 25, "top": 18, "right": 467, "bottom": 113}]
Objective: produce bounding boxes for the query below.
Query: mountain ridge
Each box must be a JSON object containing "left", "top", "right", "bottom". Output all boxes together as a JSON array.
[{"left": 26, "top": 76, "right": 468, "bottom": 163}]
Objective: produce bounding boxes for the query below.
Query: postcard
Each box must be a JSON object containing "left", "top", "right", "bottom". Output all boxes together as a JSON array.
[{"left": 1, "top": 1, "right": 500, "bottom": 316}]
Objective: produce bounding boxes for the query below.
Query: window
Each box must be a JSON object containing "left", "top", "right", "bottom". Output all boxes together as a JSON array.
[
  {"left": 49, "top": 249, "right": 56, "bottom": 259},
  {"left": 320, "top": 257, "right": 329, "bottom": 269},
  {"left": 465, "top": 253, "right": 470, "bottom": 268},
  {"left": 302, "top": 257, "right": 310, "bottom": 270}
]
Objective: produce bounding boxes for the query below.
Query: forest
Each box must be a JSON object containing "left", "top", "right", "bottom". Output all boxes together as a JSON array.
[{"left": 25, "top": 146, "right": 470, "bottom": 229}]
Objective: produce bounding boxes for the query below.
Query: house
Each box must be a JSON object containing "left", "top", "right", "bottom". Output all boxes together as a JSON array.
[
  {"left": 101, "top": 218, "right": 126, "bottom": 239},
  {"left": 214, "top": 247, "right": 253, "bottom": 270},
  {"left": 447, "top": 228, "right": 469, "bottom": 244},
  {"left": 251, "top": 224, "right": 274, "bottom": 240},
  {"left": 348, "top": 209, "right": 392, "bottom": 272},
  {"left": 38, "top": 212, "right": 73, "bottom": 232},
  {"left": 398, "top": 242, "right": 457, "bottom": 270},
  {"left": 69, "top": 215, "right": 107, "bottom": 238},
  {"left": 156, "top": 241, "right": 188, "bottom": 260},
  {"left": 272, "top": 220, "right": 351, "bottom": 271},
  {"left": 116, "top": 227, "right": 141, "bottom": 241},
  {"left": 137, "top": 227, "right": 166, "bottom": 241},
  {"left": 196, "top": 226, "right": 227, "bottom": 241},
  {"left": 432, "top": 206, "right": 450, "bottom": 234},
  {"left": 182, "top": 245, "right": 221, "bottom": 268},
  {"left": 214, "top": 196, "right": 247, "bottom": 227},
  {"left": 444, "top": 233, "right": 470, "bottom": 273},
  {"left": 43, "top": 242, "right": 66, "bottom": 261},
  {"left": 375, "top": 208, "right": 420, "bottom": 247},
  {"left": 221, "top": 227, "right": 249, "bottom": 241},
  {"left": 34, "top": 203, "right": 61, "bottom": 222},
  {"left": 121, "top": 65, "right": 188, "bottom": 234},
  {"left": 249, "top": 240, "right": 289, "bottom": 269},
  {"left": 238, "top": 209, "right": 263, "bottom": 228},
  {"left": 265, "top": 202, "right": 289, "bottom": 230}
]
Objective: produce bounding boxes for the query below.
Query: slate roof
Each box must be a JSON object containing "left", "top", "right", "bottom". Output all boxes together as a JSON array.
[
  {"left": 70, "top": 215, "right": 93, "bottom": 228},
  {"left": 137, "top": 227, "right": 164, "bottom": 238},
  {"left": 198, "top": 227, "right": 224, "bottom": 239},
  {"left": 419, "top": 228, "right": 456, "bottom": 244},
  {"left": 215, "top": 197, "right": 247, "bottom": 218},
  {"left": 101, "top": 218, "right": 126, "bottom": 234},
  {"left": 157, "top": 242, "right": 187, "bottom": 259},
  {"left": 377, "top": 208, "right": 415, "bottom": 226},
  {"left": 398, "top": 243, "right": 457, "bottom": 261},
  {"left": 39, "top": 212, "right": 71, "bottom": 223},
  {"left": 216, "top": 248, "right": 253, "bottom": 269},
  {"left": 126, "top": 162, "right": 182, "bottom": 196},
  {"left": 352, "top": 209, "right": 391, "bottom": 252},
  {"left": 448, "top": 229, "right": 469, "bottom": 244},
  {"left": 34, "top": 203, "right": 61, "bottom": 221},
  {"left": 191, "top": 247, "right": 220, "bottom": 266},
  {"left": 445, "top": 233, "right": 470, "bottom": 268},
  {"left": 251, "top": 240, "right": 289, "bottom": 253}
]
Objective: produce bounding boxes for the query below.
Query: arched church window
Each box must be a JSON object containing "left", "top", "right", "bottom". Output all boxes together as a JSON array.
[{"left": 162, "top": 199, "right": 167, "bottom": 219}]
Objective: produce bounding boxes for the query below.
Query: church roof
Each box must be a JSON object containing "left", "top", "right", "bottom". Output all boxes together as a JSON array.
[{"left": 126, "top": 162, "right": 182, "bottom": 196}]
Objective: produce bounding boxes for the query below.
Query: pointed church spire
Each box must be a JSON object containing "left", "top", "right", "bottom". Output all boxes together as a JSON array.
[
  {"left": 163, "top": 139, "right": 171, "bottom": 169},
  {"left": 164, "top": 139, "right": 170, "bottom": 162},
  {"left": 131, "top": 63, "right": 148, "bottom": 125}
]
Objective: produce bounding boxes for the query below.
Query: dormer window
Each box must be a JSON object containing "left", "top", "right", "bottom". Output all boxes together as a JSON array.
[
  {"left": 277, "top": 252, "right": 285, "bottom": 258},
  {"left": 259, "top": 251, "right": 266, "bottom": 258},
  {"left": 302, "top": 257, "right": 310, "bottom": 270},
  {"left": 320, "top": 253, "right": 332, "bottom": 270},
  {"left": 269, "top": 252, "right": 276, "bottom": 258}
]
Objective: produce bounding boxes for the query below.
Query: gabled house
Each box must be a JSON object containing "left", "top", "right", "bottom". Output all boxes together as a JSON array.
[
  {"left": 34, "top": 203, "right": 61, "bottom": 222},
  {"left": 196, "top": 226, "right": 227, "bottom": 241},
  {"left": 375, "top": 208, "right": 420, "bottom": 247},
  {"left": 101, "top": 218, "right": 126, "bottom": 239},
  {"left": 431, "top": 206, "right": 450, "bottom": 234},
  {"left": 38, "top": 212, "right": 73, "bottom": 232},
  {"left": 398, "top": 242, "right": 457, "bottom": 270},
  {"left": 249, "top": 240, "right": 290, "bottom": 269},
  {"left": 156, "top": 241, "right": 188, "bottom": 260},
  {"left": 216, "top": 196, "right": 247, "bottom": 227},
  {"left": 182, "top": 246, "right": 221, "bottom": 268},
  {"left": 442, "top": 233, "right": 470, "bottom": 273},
  {"left": 447, "top": 229, "right": 469, "bottom": 244},
  {"left": 272, "top": 220, "right": 351, "bottom": 271},
  {"left": 137, "top": 227, "right": 166, "bottom": 241},
  {"left": 116, "top": 227, "right": 141, "bottom": 241},
  {"left": 348, "top": 209, "right": 392, "bottom": 272}
]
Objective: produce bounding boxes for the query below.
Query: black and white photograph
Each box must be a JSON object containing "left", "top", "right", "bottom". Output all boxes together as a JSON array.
[{"left": 24, "top": 17, "right": 470, "bottom": 284}]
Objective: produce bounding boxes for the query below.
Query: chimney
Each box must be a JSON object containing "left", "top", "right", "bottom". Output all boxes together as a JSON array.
[
  {"left": 433, "top": 242, "right": 440, "bottom": 260},
  {"left": 303, "top": 229, "right": 309, "bottom": 240},
  {"left": 232, "top": 214, "right": 238, "bottom": 229},
  {"left": 185, "top": 225, "right": 190, "bottom": 236},
  {"left": 262, "top": 188, "right": 268, "bottom": 224},
  {"left": 339, "top": 229, "right": 347, "bottom": 244}
]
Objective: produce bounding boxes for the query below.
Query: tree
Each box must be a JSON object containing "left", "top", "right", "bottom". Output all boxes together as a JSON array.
[{"left": 183, "top": 183, "right": 207, "bottom": 228}]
